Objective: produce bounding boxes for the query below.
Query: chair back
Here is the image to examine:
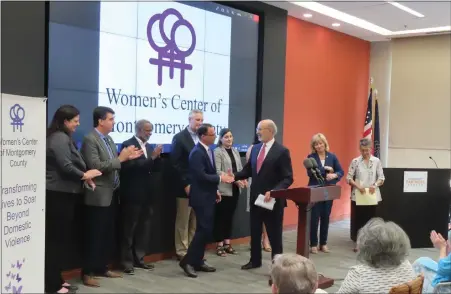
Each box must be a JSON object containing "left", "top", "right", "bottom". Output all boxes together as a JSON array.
[
  {"left": 434, "top": 282, "right": 451, "bottom": 293},
  {"left": 389, "top": 275, "right": 424, "bottom": 294}
]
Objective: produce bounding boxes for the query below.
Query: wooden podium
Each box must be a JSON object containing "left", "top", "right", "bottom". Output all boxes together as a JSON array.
[{"left": 271, "top": 185, "right": 342, "bottom": 289}]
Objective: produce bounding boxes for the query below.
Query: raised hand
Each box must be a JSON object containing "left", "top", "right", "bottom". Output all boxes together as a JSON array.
[
  {"left": 151, "top": 145, "right": 163, "bottom": 159},
  {"left": 82, "top": 169, "right": 102, "bottom": 180}
]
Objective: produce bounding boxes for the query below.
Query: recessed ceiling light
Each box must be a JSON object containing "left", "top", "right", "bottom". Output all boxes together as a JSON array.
[
  {"left": 332, "top": 23, "right": 340, "bottom": 27},
  {"left": 303, "top": 13, "right": 313, "bottom": 18},
  {"left": 386, "top": 1, "right": 425, "bottom": 18}
]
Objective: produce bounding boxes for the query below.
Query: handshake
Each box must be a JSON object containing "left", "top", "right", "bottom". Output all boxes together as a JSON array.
[{"left": 220, "top": 169, "right": 235, "bottom": 183}]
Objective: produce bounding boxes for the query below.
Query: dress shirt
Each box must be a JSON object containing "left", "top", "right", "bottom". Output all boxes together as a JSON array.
[
  {"left": 257, "top": 137, "right": 275, "bottom": 160},
  {"left": 135, "top": 136, "right": 148, "bottom": 158},
  {"left": 187, "top": 127, "right": 199, "bottom": 144}
]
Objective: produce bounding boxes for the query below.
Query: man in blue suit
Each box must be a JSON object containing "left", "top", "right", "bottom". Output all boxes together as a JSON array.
[{"left": 179, "top": 123, "right": 234, "bottom": 278}]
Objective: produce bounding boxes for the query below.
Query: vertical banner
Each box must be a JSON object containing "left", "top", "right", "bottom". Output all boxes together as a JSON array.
[{"left": 1, "top": 94, "right": 46, "bottom": 293}]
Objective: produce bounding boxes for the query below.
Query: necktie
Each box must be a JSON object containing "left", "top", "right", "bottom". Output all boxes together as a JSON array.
[
  {"left": 207, "top": 149, "right": 214, "bottom": 167},
  {"left": 256, "top": 144, "right": 266, "bottom": 173},
  {"left": 103, "top": 137, "right": 119, "bottom": 189}
]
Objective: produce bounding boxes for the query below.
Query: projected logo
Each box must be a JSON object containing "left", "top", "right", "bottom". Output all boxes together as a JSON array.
[{"left": 147, "top": 8, "right": 196, "bottom": 89}]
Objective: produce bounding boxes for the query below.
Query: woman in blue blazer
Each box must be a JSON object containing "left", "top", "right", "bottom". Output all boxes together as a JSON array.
[{"left": 307, "top": 133, "right": 343, "bottom": 254}]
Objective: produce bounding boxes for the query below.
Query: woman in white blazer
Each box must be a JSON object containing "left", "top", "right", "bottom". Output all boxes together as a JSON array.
[{"left": 214, "top": 128, "right": 247, "bottom": 256}]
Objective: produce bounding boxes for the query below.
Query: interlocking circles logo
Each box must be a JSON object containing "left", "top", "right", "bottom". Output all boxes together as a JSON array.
[{"left": 147, "top": 8, "right": 196, "bottom": 89}]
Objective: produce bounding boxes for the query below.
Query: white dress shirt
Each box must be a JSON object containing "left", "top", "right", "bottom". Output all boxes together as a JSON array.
[
  {"left": 135, "top": 136, "right": 148, "bottom": 158},
  {"left": 257, "top": 137, "right": 275, "bottom": 160}
]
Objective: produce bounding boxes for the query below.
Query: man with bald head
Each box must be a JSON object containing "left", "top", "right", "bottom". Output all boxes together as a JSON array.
[{"left": 233, "top": 119, "right": 293, "bottom": 270}]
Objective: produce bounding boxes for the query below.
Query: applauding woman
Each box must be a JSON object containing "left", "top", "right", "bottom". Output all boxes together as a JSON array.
[
  {"left": 214, "top": 128, "right": 247, "bottom": 256},
  {"left": 46, "top": 105, "right": 101, "bottom": 293},
  {"left": 307, "top": 133, "right": 343, "bottom": 254}
]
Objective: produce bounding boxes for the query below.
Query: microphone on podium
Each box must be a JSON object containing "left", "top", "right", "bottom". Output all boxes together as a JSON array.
[
  {"left": 303, "top": 158, "right": 323, "bottom": 186},
  {"left": 309, "top": 158, "right": 325, "bottom": 185}
]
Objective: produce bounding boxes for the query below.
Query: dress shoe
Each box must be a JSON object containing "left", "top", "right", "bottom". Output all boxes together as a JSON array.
[
  {"left": 82, "top": 275, "right": 100, "bottom": 288},
  {"left": 104, "top": 270, "right": 122, "bottom": 278},
  {"left": 241, "top": 261, "right": 262, "bottom": 270},
  {"left": 124, "top": 268, "right": 135, "bottom": 275},
  {"left": 179, "top": 262, "right": 197, "bottom": 278},
  {"left": 195, "top": 263, "right": 216, "bottom": 272},
  {"left": 135, "top": 263, "right": 154, "bottom": 270}
]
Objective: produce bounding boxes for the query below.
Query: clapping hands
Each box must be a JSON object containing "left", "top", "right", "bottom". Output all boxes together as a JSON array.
[
  {"left": 119, "top": 145, "right": 143, "bottom": 162},
  {"left": 430, "top": 230, "right": 448, "bottom": 250}
]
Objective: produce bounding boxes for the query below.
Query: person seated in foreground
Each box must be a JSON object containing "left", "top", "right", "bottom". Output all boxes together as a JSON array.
[
  {"left": 338, "top": 218, "right": 415, "bottom": 293},
  {"left": 270, "top": 253, "right": 327, "bottom": 294},
  {"left": 413, "top": 230, "right": 451, "bottom": 293}
]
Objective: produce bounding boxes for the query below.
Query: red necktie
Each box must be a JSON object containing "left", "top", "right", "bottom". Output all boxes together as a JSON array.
[{"left": 256, "top": 144, "right": 266, "bottom": 173}]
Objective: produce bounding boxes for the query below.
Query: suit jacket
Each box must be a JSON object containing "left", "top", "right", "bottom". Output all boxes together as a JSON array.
[
  {"left": 46, "top": 131, "right": 87, "bottom": 194},
  {"left": 80, "top": 129, "right": 121, "bottom": 207},
  {"left": 119, "top": 136, "right": 157, "bottom": 205},
  {"left": 170, "top": 127, "right": 195, "bottom": 197},
  {"left": 307, "top": 152, "right": 343, "bottom": 186},
  {"left": 214, "top": 146, "right": 243, "bottom": 197},
  {"left": 235, "top": 141, "right": 293, "bottom": 209},
  {"left": 188, "top": 143, "right": 220, "bottom": 208}
]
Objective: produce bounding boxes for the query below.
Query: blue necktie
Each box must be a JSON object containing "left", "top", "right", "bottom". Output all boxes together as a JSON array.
[
  {"left": 208, "top": 149, "right": 214, "bottom": 167},
  {"left": 103, "top": 137, "right": 119, "bottom": 189}
]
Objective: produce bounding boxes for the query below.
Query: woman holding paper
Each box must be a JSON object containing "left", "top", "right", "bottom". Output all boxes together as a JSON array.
[
  {"left": 307, "top": 133, "right": 344, "bottom": 254},
  {"left": 347, "top": 138, "right": 385, "bottom": 251}
]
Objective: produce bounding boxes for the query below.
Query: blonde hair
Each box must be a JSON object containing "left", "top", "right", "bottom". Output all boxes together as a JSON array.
[{"left": 310, "top": 133, "right": 329, "bottom": 153}]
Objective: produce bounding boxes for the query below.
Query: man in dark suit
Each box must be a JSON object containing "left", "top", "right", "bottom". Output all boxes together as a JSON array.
[
  {"left": 232, "top": 119, "right": 293, "bottom": 270},
  {"left": 80, "top": 106, "right": 142, "bottom": 287},
  {"left": 171, "top": 110, "right": 204, "bottom": 260},
  {"left": 179, "top": 124, "right": 234, "bottom": 278},
  {"left": 120, "top": 119, "right": 163, "bottom": 274}
]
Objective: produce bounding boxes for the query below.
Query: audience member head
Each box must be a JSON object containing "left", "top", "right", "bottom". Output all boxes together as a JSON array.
[
  {"left": 270, "top": 253, "right": 319, "bottom": 294},
  {"left": 197, "top": 123, "right": 216, "bottom": 146},
  {"left": 188, "top": 109, "right": 204, "bottom": 132},
  {"left": 93, "top": 106, "right": 115, "bottom": 135},
  {"left": 357, "top": 217, "right": 411, "bottom": 268},
  {"left": 256, "top": 119, "right": 277, "bottom": 143},
  {"left": 359, "top": 138, "right": 372, "bottom": 159},
  {"left": 47, "top": 105, "right": 80, "bottom": 137},
  {"left": 310, "top": 133, "right": 329, "bottom": 154},
  {"left": 217, "top": 128, "right": 233, "bottom": 148},
  {"left": 135, "top": 119, "right": 153, "bottom": 143}
]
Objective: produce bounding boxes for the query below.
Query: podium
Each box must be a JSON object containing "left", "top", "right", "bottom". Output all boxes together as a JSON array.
[{"left": 272, "top": 185, "right": 342, "bottom": 289}]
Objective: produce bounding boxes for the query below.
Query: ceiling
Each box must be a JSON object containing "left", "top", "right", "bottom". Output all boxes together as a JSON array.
[{"left": 266, "top": 1, "right": 451, "bottom": 41}]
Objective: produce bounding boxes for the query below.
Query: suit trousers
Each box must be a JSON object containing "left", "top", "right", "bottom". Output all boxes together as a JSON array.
[
  {"left": 249, "top": 204, "right": 284, "bottom": 265},
  {"left": 121, "top": 203, "right": 153, "bottom": 268},
  {"left": 184, "top": 204, "right": 214, "bottom": 267},
  {"left": 309, "top": 200, "right": 334, "bottom": 246},
  {"left": 174, "top": 197, "right": 196, "bottom": 256},
  {"left": 82, "top": 190, "right": 120, "bottom": 275},
  {"left": 45, "top": 190, "right": 80, "bottom": 292}
]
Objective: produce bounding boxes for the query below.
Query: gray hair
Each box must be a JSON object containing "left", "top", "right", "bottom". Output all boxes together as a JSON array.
[
  {"left": 135, "top": 119, "right": 152, "bottom": 133},
  {"left": 357, "top": 217, "right": 411, "bottom": 268},
  {"left": 360, "top": 138, "right": 372, "bottom": 148},
  {"left": 271, "top": 254, "right": 318, "bottom": 294},
  {"left": 188, "top": 109, "right": 203, "bottom": 118}
]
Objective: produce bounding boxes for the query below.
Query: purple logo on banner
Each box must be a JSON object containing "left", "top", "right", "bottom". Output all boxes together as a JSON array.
[{"left": 147, "top": 8, "right": 196, "bottom": 88}]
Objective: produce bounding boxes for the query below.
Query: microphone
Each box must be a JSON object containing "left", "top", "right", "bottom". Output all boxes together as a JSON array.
[
  {"left": 429, "top": 156, "right": 439, "bottom": 168},
  {"left": 303, "top": 159, "right": 321, "bottom": 185},
  {"left": 309, "top": 158, "right": 325, "bottom": 184}
]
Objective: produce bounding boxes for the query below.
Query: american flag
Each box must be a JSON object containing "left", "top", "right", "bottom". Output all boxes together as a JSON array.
[{"left": 363, "top": 88, "right": 373, "bottom": 140}]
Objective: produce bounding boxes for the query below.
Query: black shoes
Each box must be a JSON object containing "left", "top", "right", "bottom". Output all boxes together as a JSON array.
[{"left": 241, "top": 261, "right": 262, "bottom": 270}]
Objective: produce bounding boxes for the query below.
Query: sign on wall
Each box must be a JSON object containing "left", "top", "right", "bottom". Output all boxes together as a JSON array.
[
  {"left": 403, "top": 171, "right": 428, "bottom": 193},
  {"left": 1, "top": 94, "right": 47, "bottom": 293}
]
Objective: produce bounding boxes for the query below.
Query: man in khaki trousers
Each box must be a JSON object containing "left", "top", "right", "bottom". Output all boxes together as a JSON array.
[{"left": 170, "top": 110, "right": 204, "bottom": 259}]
